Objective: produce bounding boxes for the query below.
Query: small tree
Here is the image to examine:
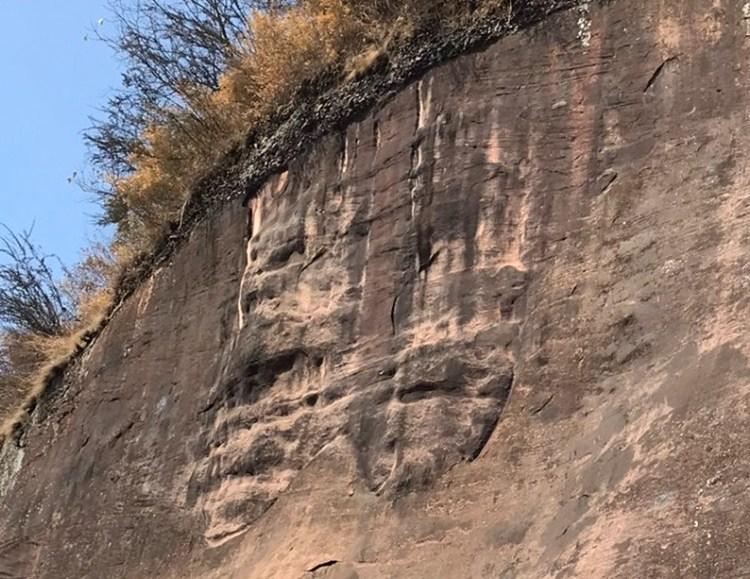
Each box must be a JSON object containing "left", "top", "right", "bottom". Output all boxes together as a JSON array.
[
  {"left": 0, "top": 226, "right": 73, "bottom": 337},
  {"left": 85, "top": 0, "right": 293, "bottom": 226}
]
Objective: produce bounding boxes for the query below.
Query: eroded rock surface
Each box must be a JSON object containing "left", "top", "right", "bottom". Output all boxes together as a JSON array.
[
  {"left": 4, "top": 1, "right": 750, "bottom": 578},
  {"left": 189, "top": 99, "right": 528, "bottom": 542}
]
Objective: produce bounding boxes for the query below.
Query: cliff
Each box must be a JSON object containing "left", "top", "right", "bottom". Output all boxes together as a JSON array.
[{"left": 3, "top": 1, "right": 750, "bottom": 577}]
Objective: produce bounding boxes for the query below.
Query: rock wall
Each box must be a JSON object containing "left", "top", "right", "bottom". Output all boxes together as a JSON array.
[{"left": 4, "top": 1, "right": 750, "bottom": 577}]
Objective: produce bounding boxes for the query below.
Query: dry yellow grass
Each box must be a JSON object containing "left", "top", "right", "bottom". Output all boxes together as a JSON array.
[
  {"left": 0, "top": 256, "right": 116, "bottom": 443},
  {"left": 0, "top": 309, "right": 111, "bottom": 442}
]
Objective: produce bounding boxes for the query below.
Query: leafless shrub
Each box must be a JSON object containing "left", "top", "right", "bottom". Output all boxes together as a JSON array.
[{"left": 0, "top": 226, "right": 72, "bottom": 337}]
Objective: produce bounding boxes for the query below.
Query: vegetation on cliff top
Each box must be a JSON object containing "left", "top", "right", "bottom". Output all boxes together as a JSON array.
[{"left": 0, "top": 0, "right": 517, "bottom": 440}]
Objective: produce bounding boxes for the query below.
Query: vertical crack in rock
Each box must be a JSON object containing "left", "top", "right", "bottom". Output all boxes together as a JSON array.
[
  {"left": 372, "top": 119, "right": 381, "bottom": 151},
  {"left": 339, "top": 134, "right": 349, "bottom": 177},
  {"left": 411, "top": 78, "right": 436, "bottom": 277},
  {"left": 417, "top": 78, "right": 433, "bottom": 132},
  {"left": 391, "top": 291, "right": 399, "bottom": 336}
]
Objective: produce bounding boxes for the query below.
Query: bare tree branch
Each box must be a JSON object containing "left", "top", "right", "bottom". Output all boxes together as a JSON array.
[
  {"left": 84, "top": 0, "right": 294, "bottom": 226},
  {"left": 0, "top": 225, "right": 73, "bottom": 337}
]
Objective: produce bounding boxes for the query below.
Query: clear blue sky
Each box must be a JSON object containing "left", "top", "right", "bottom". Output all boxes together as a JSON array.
[{"left": 0, "top": 0, "right": 121, "bottom": 268}]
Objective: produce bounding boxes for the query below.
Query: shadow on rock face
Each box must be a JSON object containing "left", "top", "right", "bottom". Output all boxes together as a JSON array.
[
  {"left": 348, "top": 343, "right": 515, "bottom": 495},
  {"left": 188, "top": 335, "right": 517, "bottom": 544}
]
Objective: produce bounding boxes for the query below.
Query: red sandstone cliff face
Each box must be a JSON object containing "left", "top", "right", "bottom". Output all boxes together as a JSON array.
[{"left": 4, "top": 1, "right": 750, "bottom": 577}]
